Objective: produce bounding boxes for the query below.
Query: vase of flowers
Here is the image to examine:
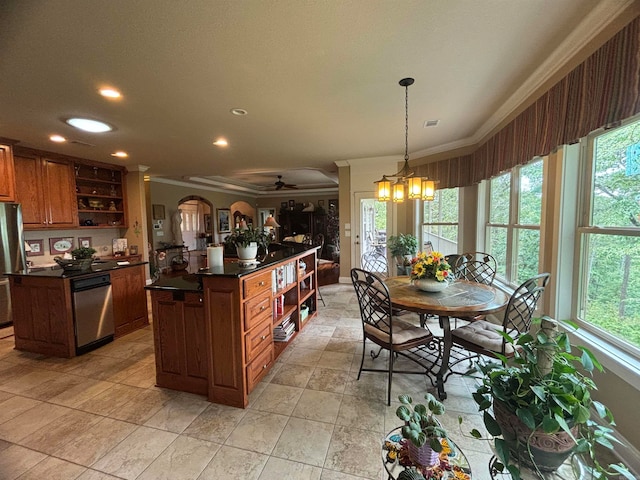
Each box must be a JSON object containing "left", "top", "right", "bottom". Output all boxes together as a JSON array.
[{"left": 410, "top": 251, "right": 452, "bottom": 292}]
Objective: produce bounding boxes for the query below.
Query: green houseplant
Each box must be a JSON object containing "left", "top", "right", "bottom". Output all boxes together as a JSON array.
[
  {"left": 469, "top": 317, "right": 632, "bottom": 480},
  {"left": 396, "top": 393, "right": 448, "bottom": 467},
  {"left": 224, "top": 225, "right": 271, "bottom": 263},
  {"left": 71, "top": 246, "right": 97, "bottom": 259},
  {"left": 387, "top": 233, "right": 418, "bottom": 275},
  {"left": 54, "top": 246, "right": 97, "bottom": 272}
]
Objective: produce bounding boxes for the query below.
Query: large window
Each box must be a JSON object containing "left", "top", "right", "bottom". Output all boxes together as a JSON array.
[
  {"left": 422, "top": 188, "right": 458, "bottom": 253},
  {"left": 485, "top": 159, "right": 543, "bottom": 286},
  {"left": 577, "top": 118, "right": 640, "bottom": 350}
]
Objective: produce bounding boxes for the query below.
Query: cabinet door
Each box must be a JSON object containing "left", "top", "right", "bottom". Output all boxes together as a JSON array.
[
  {"left": 0, "top": 145, "right": 16, "bottom": 202},
  {"left": 42, "top": 158, "right": 78, "bottom": 228},
  {"left": 14, "top": 154, "right": 47, "bottom": 228},
  {"left": 112, "top": 266, "right": 149, "bottom": 337}
]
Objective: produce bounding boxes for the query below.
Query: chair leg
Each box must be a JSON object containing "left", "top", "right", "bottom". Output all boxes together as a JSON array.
[
  {"left": 357, "top": 338, "right": 366, "bottom": 380},
  {"left": 318, "top": 287, "right": 325, "bottom": 307},
  {"left": 387, "top": 347, "right": 394, "bottom": 406}
]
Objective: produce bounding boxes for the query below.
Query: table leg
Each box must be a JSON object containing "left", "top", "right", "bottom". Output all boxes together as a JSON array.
[{"left": 436, "top": 315, "right": 451, "bottom": 400}]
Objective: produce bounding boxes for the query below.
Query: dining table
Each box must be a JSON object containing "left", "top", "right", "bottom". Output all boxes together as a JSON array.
[{"left": 385, "top": 277, "right": 510, "bottom": 400}]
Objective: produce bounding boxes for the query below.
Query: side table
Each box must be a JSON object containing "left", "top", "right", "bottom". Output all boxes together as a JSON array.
[{"left": 382, "top": 427, "right": 472, "bottom": 480}]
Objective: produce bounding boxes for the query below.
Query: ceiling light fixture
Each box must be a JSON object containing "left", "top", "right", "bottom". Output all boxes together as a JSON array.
[
  {"left": 111, "top": 151, "right": 128, "bottom": 158},
  {"left": 65, "top": 117, "right": 114, "bottom": 133},
  {"left": 213, "top": 139, "right": 228, "bottom": 147},
  {"left": 99, "top": 88, "right": 122, "bottom": 99},
  {"left": 230, "top": 108, "right": 247, "bottom": 116},
  {"left": 375, "top": 78, "right": 435, "bottom": 203},
  {"left": 49, "top": 134, "right": 66, "bottom": 143}
]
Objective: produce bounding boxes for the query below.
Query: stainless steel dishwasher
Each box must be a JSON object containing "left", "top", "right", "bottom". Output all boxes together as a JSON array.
[{"left": 72, "top": 274, "right": 115, "bottom": 355}]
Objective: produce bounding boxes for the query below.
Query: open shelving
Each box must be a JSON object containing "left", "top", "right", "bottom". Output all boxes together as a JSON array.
[{"left": 74, "top": 162, "right": 127, "bottom": 228}]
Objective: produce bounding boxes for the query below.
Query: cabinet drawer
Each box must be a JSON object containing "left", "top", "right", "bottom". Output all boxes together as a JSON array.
[
  {"left": 246, "top": 343, "right": 274, "bottom": 393},
  {"left": 243, "top": 295, "right": 272, "bottom": 332},
  {"left": 243, "top": 270, "right": 272, "bottom": 299},
  {"left": 244, "top": 318, "right": 272, "bottom": 364}
]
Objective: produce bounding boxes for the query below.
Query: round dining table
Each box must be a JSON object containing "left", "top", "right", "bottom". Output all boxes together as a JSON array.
[{"left": 385, "top": 277, "right": 510, "bottom": 399}]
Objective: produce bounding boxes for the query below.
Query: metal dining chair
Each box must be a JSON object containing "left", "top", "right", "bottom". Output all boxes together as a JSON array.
[
  {"left": 449, "top": 272, "right": 551, "bottom": 364},
  {"left": 454, "top": 252, "right": 497, "bottom": 285},
  {"left": 350, "top": 268, "right": 439, "bottom": 406},
  {"left": 361, "top": 249, "right": 389, "bottom": 277}
]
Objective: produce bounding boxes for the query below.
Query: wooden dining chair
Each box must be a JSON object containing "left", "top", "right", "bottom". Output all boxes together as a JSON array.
[
  {"left": 450, "top": 272, "right": 551, "bottom": 362},
  {"left": 350, "top": 268, "right": 439, "bottom": 406}
]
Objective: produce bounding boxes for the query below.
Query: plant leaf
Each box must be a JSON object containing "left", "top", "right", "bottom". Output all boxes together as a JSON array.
[
  {"left": 541, "top": 415, "right": 559, "bottom": 433},
  {"left": 484, "top": 411, "right": 502, "bottom": 437},
  {"left": 398, "top": 394, "right": 412, "bottom": 405},
  {"left": 494, "top": 438, "right": 510, "bottom": 467},
  {"left": 470, "top": 428, "right": 482, "bottom": 439},
  {"left": 516, "top": 408, "right": 536, "bottom": 430},
  {"left": 396, "top": 405, "right": 411, "bottom": 421}
]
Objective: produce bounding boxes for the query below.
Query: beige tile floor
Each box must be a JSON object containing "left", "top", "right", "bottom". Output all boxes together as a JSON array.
[{"left": 0, "top": 284, "right": 496, "bottom": 480}]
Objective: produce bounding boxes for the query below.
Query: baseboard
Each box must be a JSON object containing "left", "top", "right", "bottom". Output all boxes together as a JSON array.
[{"left": 339, "top": 276, "right": 351, "bottom": 284}]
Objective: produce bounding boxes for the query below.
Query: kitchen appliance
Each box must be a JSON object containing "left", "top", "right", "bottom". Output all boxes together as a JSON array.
[
  {"left": 71, "top": 274, "right": 114, "bottom": 355},
  {"left": 0, "top": 203, "right": 27, "bottom": 327}
]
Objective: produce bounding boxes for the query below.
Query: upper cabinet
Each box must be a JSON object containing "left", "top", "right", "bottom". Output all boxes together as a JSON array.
[
  {"left": 0, "top": 143, "right": 16, "bottom": 202},
  {"left": 14, "top": 151, "right": 78, "bottom": 229},
  {"left": 74, "top": 163, "right": 127, "bottom": 229}
]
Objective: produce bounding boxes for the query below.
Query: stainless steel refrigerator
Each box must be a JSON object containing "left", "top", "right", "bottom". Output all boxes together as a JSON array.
[{"left": 0, "top": 203, "right": 26, "bottom": 326}]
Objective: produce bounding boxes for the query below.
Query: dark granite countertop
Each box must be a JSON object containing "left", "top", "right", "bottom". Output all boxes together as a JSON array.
[
  {"left": 145, "top": 243, "right": 318, "bottom": 292},
  {"left": 5, "top": 261, "right": 148, "bottom": 279}
]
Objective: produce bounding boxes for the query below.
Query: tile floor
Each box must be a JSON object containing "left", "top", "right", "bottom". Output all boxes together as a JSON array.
[{"left": 0, "top": 283, "right": 496, "bottom": 480}]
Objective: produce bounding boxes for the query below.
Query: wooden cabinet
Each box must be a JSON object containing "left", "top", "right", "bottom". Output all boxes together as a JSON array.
[
  {"left": 151, "top": 290, "right": 208, "bottom": 395},
  {"left": 10, "top": 276, "right": 75, "bottom": 358},
  {"left": 75, "top": 162, "right": 127, "bottom": 228},
  {"left": 14, "top": 151, "right": 78, "bottom": 229},
  {"left": 111, "top": 265, "right": 148, "bottom": 337},
  {"left": 0, "top": 143, "right": 16, "bottom": 202}
]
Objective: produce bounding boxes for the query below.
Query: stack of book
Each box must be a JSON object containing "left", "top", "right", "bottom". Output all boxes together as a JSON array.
[{"left": 273, "top": 313, "right": 295, "bottom": 342}]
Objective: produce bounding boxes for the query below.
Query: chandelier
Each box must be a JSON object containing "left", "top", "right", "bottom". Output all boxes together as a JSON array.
[{"left": 375, "top": 78, "right": 435, "bottom": 203}]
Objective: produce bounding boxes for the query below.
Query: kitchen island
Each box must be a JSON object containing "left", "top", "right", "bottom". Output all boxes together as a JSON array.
[
  {"left": 146, "top": 243, "right": 319, "bottom": 408},
  {"left": 6, "top": 261, "right": 148, "bottom": 358}
]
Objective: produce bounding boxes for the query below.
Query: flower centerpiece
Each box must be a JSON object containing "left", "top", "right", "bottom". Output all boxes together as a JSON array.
[{"left": 410, "top": 251, "right": 452, "bottom": 292}]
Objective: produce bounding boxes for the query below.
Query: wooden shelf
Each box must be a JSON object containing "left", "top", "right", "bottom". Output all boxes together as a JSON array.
[
  {"left": 75, "top": 162, "right": 127, "bottom": 229},
  {"left": 273, "top": 304, "right": 297, "bottom": 328},
  {"left": 300, "top": 288, "right": 314, "bottom": 304},
  {"left": 275, "top": 281, "right": 297, "bottom": 296},
  {"left": 76, "top": 176, "right": 120, "bottom": 184}
]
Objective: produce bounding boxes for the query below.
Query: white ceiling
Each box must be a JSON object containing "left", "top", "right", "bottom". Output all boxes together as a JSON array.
[{"left": 0, "top": 0, "right": 630, "bottom": 193}]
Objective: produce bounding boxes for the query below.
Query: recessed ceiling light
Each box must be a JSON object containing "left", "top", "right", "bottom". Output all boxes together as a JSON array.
[
  {"left": 213, "top": 138, "right": 228, "bottom": 147},
  {"left": 230, "top": 108, "right": 247, "bottom": 116},
  {"left": 65, "top": 117, "right": 114, "bottom": 133},
  {"left": 99, "top": 88, "right": 122, "bottom": 99},
  {"left": 49, "top": 134, "right": 66, "bottom": 143},
  {"left": 111, "top": 151, "right": 128, "bottom": 158}
]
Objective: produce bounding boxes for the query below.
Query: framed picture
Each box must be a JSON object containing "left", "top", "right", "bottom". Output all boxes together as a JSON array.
[
  {"left": 78, "top": 237, "right": 92, "bottom": 249},
  {"left": 288, "top": 199, "right": 295, "bottom": 210},
  {"left": 26, "top": 239, "right": 44, "bottom": 257},
  {"left": 217, "top": 208, "right": 231, "bottom": 233},
  {"left": 49, "top": 237, "right": 74, "bottom": 255},
  {"left": 318, "top": 199, "right": 324, "bottom": 207},
  {"left": 204, "top": 214, "right": 212, "bottom": 233},
  {"left": 280, "top": 201, "right": 287, "bottom": 209},
  {"left": 112, "top": 238, "right": 128, "bottom": 255},
  {"left": 152, "top": 204, "right": 165, "bottom": 220}
]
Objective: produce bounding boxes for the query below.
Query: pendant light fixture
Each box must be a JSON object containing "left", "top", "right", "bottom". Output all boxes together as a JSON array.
[{"left": 375, "top": 78, "right": 435, "bottom": 203}]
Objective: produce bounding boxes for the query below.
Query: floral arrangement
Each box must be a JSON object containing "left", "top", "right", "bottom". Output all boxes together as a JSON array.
[{"left": 410, "top": 251, "right": 452, "bottom": 283}]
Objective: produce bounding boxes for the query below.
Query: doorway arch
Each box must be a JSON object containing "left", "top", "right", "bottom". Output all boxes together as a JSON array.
[{"left": 177, "top": 195, "right": 213, "bottom": 250}]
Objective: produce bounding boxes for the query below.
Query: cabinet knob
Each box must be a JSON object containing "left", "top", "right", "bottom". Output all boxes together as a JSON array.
[
  {"left": 261, "top": 335, "right": 267, "bottom": 340},
  {"left": 258, "top": 281, "right": 265, "bottom": 286},
  {"left": 260, "top": 305, "right": 266, "bottom": 311},
  {"left": 263, "top": 364, "right": 268, "bottom": 369}
]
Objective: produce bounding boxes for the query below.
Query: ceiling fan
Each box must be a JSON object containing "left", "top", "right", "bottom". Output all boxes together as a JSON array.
[{"left": 274, "top": 175, "right": 297, "bottom": 190}]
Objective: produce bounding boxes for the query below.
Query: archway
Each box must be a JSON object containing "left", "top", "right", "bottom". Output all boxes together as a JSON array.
[{"left": 177, "top": 195, "right": 213, "bottom": 251}]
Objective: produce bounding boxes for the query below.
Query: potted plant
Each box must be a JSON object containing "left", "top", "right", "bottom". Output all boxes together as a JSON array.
[
  {"left": 409, "top": 251, "right": 452, "bottom": 292},
  {"left": 396, "top": 393, "right": 448, "bottom": 467},
  {"left": 224, "top": 225, "right": 270, "bottom": 263},
  {"left": 469, "top": 317, "right": 632, "bottom": 480},
  {"left": 387, "top": 233, "right": 418, "bottom": 275},
  {"left": 54, "top": 246, "right": 97, "bottom": 271}
]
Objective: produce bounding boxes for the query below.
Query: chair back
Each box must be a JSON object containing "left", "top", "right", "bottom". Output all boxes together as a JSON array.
[
  {"left": 454, "top": 252, "right": 497, "bottom": 285},
  {"left": 361, "top": 250, "right": 389, "bottom": 276},
  {"left": 350, "top": 268, "right": 393, "bottom": 340},
  {"left": 503, "top": 273, "right": 551, "bottom": 336},
  {"left": 424, "top": 241, "right": 434, "bottom": 254}
]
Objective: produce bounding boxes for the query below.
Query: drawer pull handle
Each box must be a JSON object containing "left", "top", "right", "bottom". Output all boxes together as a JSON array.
[
  {"left": 261, "top": 335, "right": 267, "bottom": 340},
  {"left": 258, "top": 281, "right": 266, "bottom": 286},
  {"left": 263, "top": 364, "right": 268, "bottom": 369},
  {"left": 259, "top": 306, "right": 266, "bottom": 311}
]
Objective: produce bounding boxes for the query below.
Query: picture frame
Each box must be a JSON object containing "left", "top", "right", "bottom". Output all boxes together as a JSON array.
[
  {"left": 280, "top": 201, "right": 287, "bottom": 209},
  {"left": 318, "top": 199, "right": 324, "bottom": 207},
  {"left": 204, "top": 213, "right": 212, "bottom": 233},
  {"left": 152, "top": 204, "right": 166, "bottom": 220},
  {"left": 78, "top": 237, "right": 92, "bottom": 249},
  {"left": 49, "top": 237, "right": 74, "bottom": 255},
  {"left": 26, "top": 239, "right": 44, "bottom": 257},
  {"left": 288, "top": 199, "right": 295, "bottom": 210},
  {"left": 217, "top": 208, "right": 231, "bottom": 233}
]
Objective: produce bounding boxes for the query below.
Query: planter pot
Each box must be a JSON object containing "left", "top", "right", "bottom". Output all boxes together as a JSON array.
[
  {"left": 236, "top": 242, "right": 258, "bottom": 265},
  {"left": 413, "top": 278, "right": 449, "bottom": 292},
  {"left": 493, "top": 399, "right": 577, "bottom": 472},
  {"left": 406, "top": 441, "right": 439, "bottom": 467}
]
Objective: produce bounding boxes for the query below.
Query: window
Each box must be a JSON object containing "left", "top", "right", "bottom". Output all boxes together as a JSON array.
[
  {"left": 577, "top": 117, "right": 640, "bottom": 351},
  {"left": 422, "top": 188, "right": 459, "bottom": 253},
  {"left": 485, "top": 159, "right": 543, "bottom": 286}
]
